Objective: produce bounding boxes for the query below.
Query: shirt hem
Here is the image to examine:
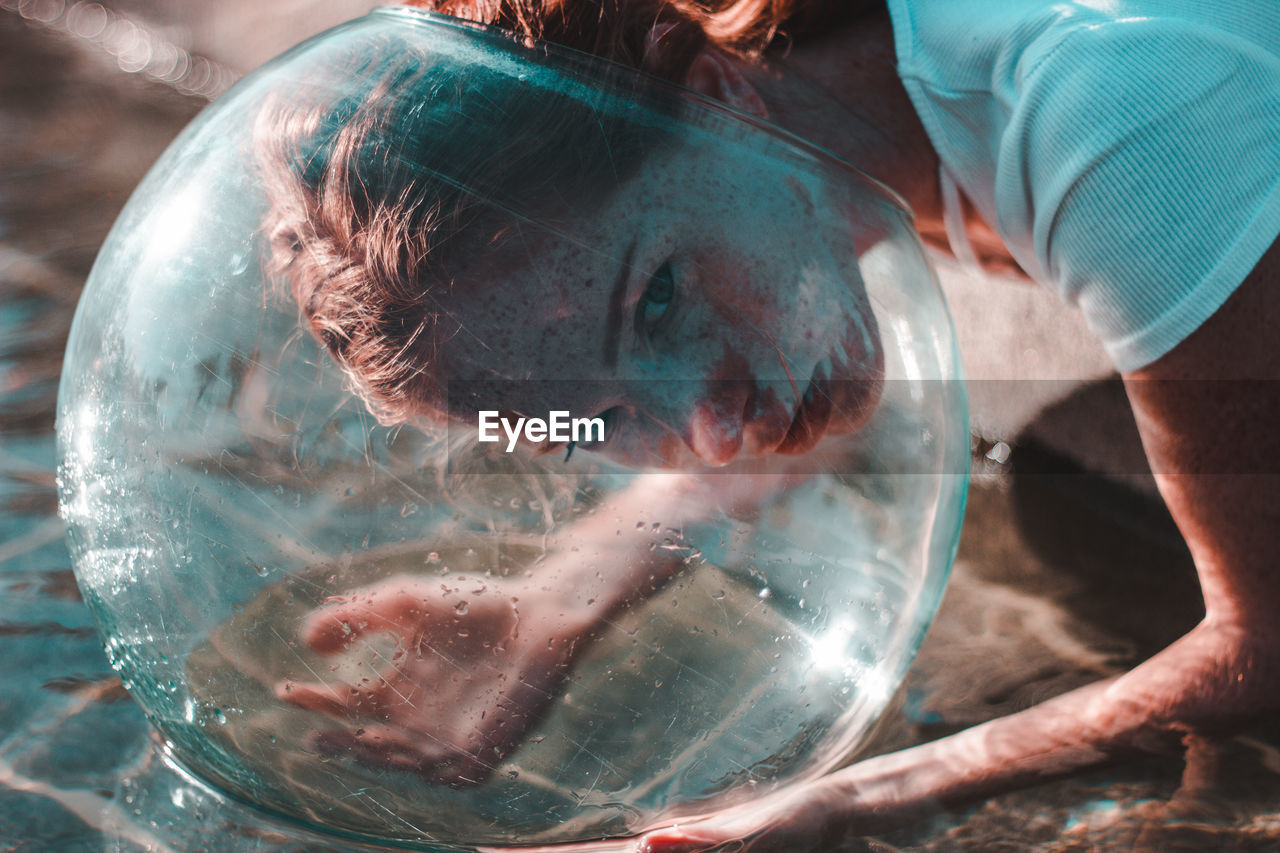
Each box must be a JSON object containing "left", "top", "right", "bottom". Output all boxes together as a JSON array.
[{"left": 1104, "top": 174, "right": 1280, "bottom": 372}]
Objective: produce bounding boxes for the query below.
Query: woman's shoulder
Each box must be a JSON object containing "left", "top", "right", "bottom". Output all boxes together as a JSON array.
[
  {"left": 890, "top": 0, "right": 1280, "bottom": 90},
  {"left": 992, "top": 5, "right": 1280, "bottom": 372}
]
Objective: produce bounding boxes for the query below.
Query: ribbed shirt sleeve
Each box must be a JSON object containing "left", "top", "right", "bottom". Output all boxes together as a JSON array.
[{"left": 995, "top": 18, "right": 1280, "bottom": 371}]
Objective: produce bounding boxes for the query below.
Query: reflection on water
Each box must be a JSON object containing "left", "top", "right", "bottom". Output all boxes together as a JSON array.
[{"left": 2, "top": 3, "right": 1280, "bottom": 852}]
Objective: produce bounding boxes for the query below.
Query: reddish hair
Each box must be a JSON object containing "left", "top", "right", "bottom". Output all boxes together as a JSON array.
[{"left": 406, "top": 1, "right": 878, "bottom": 69}]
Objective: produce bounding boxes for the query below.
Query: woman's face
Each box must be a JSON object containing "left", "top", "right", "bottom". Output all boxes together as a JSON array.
[{"left": 439, "top": 140, "right": 884, "bottom": 468}]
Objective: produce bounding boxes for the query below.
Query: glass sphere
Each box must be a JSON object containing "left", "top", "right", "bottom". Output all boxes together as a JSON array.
[{"left": 57, "top": 9, "right": 968, "bottom": 851}]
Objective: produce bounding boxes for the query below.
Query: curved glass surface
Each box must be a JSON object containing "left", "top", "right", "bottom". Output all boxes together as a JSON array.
[{"left": 57, "top": 8, "right": 968, "bottom": 849}]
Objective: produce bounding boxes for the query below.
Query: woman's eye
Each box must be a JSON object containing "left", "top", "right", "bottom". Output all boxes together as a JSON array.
[{"left": 638, "top": 261, "right": 676, "bottom": 334}]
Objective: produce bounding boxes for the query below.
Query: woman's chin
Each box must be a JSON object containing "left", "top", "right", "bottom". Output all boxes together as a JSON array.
[
  {"left": 826, "top": 374, "right": 884, "bottom": 434},
  {"left": 769, "top": 374, "right": 881, "bottom": 456}
]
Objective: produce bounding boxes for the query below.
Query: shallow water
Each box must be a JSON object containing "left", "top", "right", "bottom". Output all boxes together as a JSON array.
[{"left": 3, "top": 4, "right": 1280, "bottom": 851}]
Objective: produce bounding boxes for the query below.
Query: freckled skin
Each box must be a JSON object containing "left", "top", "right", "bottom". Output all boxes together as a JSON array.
[{"left": 439, "top": 141, "right": 883, "bottom": 468}]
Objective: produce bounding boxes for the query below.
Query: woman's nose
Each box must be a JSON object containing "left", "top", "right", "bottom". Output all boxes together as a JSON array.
[{"left": 684, "top": 388, "right": 749, "bottom": 466}]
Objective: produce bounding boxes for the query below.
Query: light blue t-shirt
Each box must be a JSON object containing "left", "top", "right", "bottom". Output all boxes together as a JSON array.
[{"left": 887, "top": 0, "right": 1280, "bottom": 370}]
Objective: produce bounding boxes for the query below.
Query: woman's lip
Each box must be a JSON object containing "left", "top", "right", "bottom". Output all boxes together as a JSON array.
[{"left": 775, "top": 368, "right": 832, "bottom": 455}]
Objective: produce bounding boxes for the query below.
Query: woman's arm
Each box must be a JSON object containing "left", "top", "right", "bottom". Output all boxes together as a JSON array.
[{"left": 624, "top": 236, "right": 1280, "bottom": 852}]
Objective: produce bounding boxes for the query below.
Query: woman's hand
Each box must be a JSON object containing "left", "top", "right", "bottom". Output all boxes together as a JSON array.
[
  {"left": 275, "top": 571, "right": 591, "bottom": 784},
  {"left": 274, "top": 466, "right": 809, "bottom": 784}
]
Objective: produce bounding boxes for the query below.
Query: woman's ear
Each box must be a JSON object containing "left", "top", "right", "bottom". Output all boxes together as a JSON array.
[
  {"left": 644, "top": 23, "right": 769, "bottom": 119},
  {"left": 684, "top": 48, "right": 769, "bottom": 119}
]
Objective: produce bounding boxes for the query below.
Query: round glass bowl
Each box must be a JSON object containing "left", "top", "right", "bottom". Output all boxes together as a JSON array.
[{"left": 57, "top": 8, "right": 968, "bottom": 850}]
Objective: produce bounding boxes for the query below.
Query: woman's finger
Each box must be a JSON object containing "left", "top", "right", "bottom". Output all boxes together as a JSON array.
[
  {"left": 634, "top": 775, "right": 862, "bottom": 853},
  {"left": 275, "top": 678, "right": 363, "bottom": 717},
  {"left": 300, "top": 576, "right": 428, "bottom": 652}
]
